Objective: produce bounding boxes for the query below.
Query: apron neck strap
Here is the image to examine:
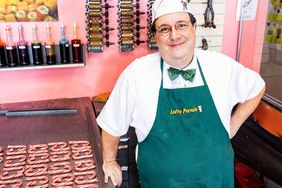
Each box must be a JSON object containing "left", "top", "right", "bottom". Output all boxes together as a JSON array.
[
  {"left": 160, "top": 58, "right": 164, "bottom": 88},
  {"left": 160, "top": 56, "right": 208, "bottom": 87},
  {"left": 196, "top": 57, "right": 208, "bottom": 85}
]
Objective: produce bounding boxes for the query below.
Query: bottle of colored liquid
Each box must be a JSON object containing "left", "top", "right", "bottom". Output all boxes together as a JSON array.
[
  {"left": 0, "top": 32, "right": 6, "bottom": 67},
  {"left": 45, "top": 24, "right": 56, "bottom": 65},
  {"left": 59, "top": 23, "right": 70, "bottom": 64},
  {"left": 71, "top": 23, "right": 82, "bottom": 63},
  {"left": 17, "top": 25, "right": 30, "bottom": 65},
  {"left": 5, "top": 26, "right": 18, "bottom": 67},
  {"left": 31, "top": 24, "right": 43, "bottom": 65}
]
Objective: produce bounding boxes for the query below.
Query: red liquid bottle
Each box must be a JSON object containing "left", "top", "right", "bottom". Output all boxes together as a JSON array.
[
  {"left": 31, "top": 24, "right": 43, "bottom": 65},
  {"left": 0, "top": 31, "right": 6, "bottom": 67},
  {"left": 5, "top": 26, "right": 19, "bottom": 67},
  {"left": 71, "top": 23, "right": 82, "bottom": 63},
  {"left": 17, "top": 25, "right": 30, "bottom": 65},
  {"left": 45, "top": 24, "right": 56, "bottom": 65}
]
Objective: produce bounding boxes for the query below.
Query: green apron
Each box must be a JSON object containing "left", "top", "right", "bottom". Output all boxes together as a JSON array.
[{"left": 137, "top": 58, "right": 234, "bottom": 188}]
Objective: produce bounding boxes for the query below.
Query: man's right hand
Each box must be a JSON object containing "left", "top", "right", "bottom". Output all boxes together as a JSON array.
[{"left": 102, "top": 160, "right": 122, "bottom": 187}]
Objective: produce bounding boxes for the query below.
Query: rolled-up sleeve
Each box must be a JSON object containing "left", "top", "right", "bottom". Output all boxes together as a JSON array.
[
  {"left": 97, "top": 69, "right": 135, "bottom": 137},
  {"left": 230, "top": 63, "right": 265, "bottom": 105}
]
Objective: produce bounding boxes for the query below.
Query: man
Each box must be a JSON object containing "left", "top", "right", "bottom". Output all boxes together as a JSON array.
[{"left": 97, "top": 0, "right": 265, "bottom": 187}]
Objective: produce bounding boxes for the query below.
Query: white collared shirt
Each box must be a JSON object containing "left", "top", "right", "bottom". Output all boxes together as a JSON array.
[{"left": 97, "top": 49, "right": 265, "bottom": 142}]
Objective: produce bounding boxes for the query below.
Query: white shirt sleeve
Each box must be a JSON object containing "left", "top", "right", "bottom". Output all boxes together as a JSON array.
[
  {"left": 230, "top": 60, "right": 265, "bottom": 105},
  {"left": 96, "top": 69, "right": 135, "bottom": 137}
]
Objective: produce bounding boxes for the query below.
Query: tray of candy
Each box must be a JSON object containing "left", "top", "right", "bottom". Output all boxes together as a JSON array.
[{"left": 0, "top": 97, "right": 114, "bottom": 188}]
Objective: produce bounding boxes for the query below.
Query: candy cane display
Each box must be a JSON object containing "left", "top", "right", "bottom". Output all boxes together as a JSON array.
[
  {"left": 74, "top": 159, "right": 95, "bottom": 172},
  {"left": 3, "top": 155, "right": 26, "bottom": 167},
  {"left": 24, "top": 164, "right": 48, "bottom": 177},
  {"left": 6, "top": 145, "right": 26, "bottom": 155},
  {"left": 49, "top": 161, "right": 73, "bottom": 175},
  {"left": 27, "top": 152, "right": 49, "bottom": 165},
  {"left": 74, "top": 170, "right": 98, "bottom": 185},
  {"left": 48, "top": 142, "right": 69, "bottom": 152},
  {"left": 0, "top": 179, "right": 22, "bottom": 188},
  {"left": 50, "top": 150, "right": 71, "bottom": 162},
  {"left": 25, "top": 175, "right": 49, "bottom": 187},
  {"left": 72, "top": 148, "right": 93, "bottom": 160},
  {"left": 28, "top": 144, "right": 48, "bottom": 154},
  {"left": 0, "top": 146, "right": 3, "bottom": 163},
  {"left": 51, "top": 173, "right": 75, "bottom": 187},
  {"left": 0, "top": 140, "right": 100, "bottom": 187},
  {"left": 0, "top": 166, "right": 25, "bottom": 180},
  {"left": 76, "top": 183, "right": 100, "bottom": 188},
  {"left": 69, "top": 140, "right": 90, "bottom": 150}
]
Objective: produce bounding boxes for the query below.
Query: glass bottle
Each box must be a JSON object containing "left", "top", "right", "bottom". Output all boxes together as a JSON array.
[
  {"left": 45, "top": 24, "right": 56, "bottom": 65},
  {"left": 0, "top": 31, "right": 6, "bottom": 67},
  {"left": 17, "top": 25, "right": 30, "bottom": 65},
  {"left": 59, "top": 23, "right": 70, "bottom": 64},
  {"left": 5, "top": 26, "right": 18, "bottom": 67},
  {"left": 31, "top": 24, "right": 43, "bottom": 65},
  {"left": 71, "top": 23, "right": 82, "bottom": 63}
]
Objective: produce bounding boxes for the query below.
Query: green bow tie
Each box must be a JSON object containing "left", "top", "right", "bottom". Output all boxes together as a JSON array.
[{"left": 167, "top": 67, "right": 196, "bottom": 82}]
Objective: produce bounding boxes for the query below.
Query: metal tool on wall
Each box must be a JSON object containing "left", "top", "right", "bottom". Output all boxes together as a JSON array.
[
  {"left": 117, "top": 0, "right": 145, "bottom": 52},
  {"left": 202, "top": 0, "right": 216, "bottom": 28},
  {"left": 85, "top": 0, "right": 115, "bottom": 53},
  {"left": 201, "top": 38, "right": 208, "bottom": 50},
  {"left": 147, "top": 0, "right": 158, "bottom": 50}
]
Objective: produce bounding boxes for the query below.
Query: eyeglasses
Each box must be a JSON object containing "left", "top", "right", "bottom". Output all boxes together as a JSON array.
[{"left": 156, "top": 21, "right": 190, "bottom": 36}]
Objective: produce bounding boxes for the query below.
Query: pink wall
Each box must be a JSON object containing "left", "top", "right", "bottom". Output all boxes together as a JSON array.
[
  {"left": 222, "top": 0, "right": 269, "bottom": 72},
  {"left": 0, "top": 0, "right": 269, "bottom": 104}
]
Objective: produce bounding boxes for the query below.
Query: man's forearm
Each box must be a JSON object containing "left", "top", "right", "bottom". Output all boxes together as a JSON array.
[
  {"left": 230, "top": 86, "right": 265, "bottom": 138},
  {"left": 102, "top": 130, "right": 120, "bottom": 163}
]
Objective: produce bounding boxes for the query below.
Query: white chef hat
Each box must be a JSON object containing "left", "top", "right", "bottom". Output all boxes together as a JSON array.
[{"left": 152, "top": 0, "right": 193, "bottom": 24}]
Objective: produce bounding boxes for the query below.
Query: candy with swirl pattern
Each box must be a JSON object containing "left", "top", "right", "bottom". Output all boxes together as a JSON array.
[
  {"left": 0, "top": 166, "right": 25, "bottom": 180},
  {"left": 27, "top": 153, "right": 49, "bottom": 165},
  {"left": 74, "top": 159, "right": 95, "bottom": 172},
  {"left": 6, "top": 145, "right": 26, "bottom": 155},
  {"left": 3, "top": 155, "right": 26, "bottom": 167},
  {"left": 51, "top": 173, "right": 75, "bottom": 187},
  {"left": 24, "top": 164, "right": 48, "bottom": 177},
  {"left": 49, "top": 161, "right": 72, "bottom": 175}
]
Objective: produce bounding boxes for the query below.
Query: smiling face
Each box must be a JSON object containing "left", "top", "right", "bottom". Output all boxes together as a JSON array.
[{"left": 155, "top": 12, "right": 196, "bottom": 68}]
